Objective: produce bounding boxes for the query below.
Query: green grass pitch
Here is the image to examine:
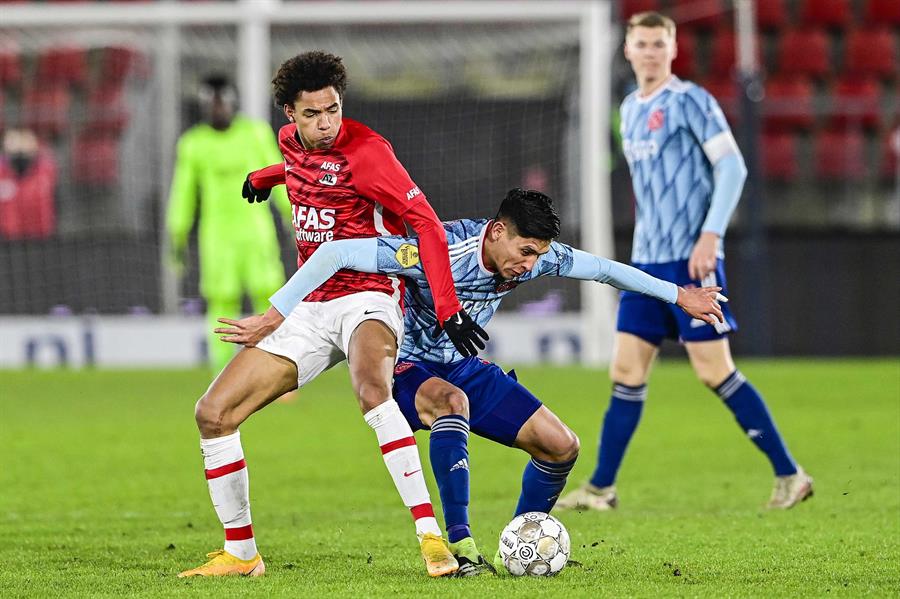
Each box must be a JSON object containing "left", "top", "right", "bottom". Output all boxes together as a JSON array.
[{"left": 1, "top": 359, "right": 898, "bottom": 597}]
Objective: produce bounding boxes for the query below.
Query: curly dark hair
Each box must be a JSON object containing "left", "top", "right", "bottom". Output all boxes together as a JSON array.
[
  {"left": 495, "top": 188, "right": 561, "bottom": 241},
  {"left": 272, "top": 51, "right": 348, "bottom": 108}
]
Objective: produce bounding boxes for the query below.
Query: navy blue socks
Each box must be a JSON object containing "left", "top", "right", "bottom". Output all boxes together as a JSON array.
[
  {"left": 589, "top": 383, "right": 647, "bottom": 488},
  {"left": 429, "top": 415, "right": 471, "bottom": 542}
]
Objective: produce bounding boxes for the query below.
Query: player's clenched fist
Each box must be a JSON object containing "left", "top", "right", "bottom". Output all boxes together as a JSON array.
[
  {"left": 675, "top": 286, "right": 727, "bottom": 325},
  {"left": 436, "top": 308, "right": 490, "bottom": 358},
  {"left": 242, "top": 174, "right": 271, "bottom": 203}
]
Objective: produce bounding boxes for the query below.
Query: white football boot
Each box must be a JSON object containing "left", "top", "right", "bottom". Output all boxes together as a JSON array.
[
  {"left": 767, "top": 466, "right": 814, "bottom": 509},
  {"left": 555, "top": 483, "right": 618, "bottom": 511}
]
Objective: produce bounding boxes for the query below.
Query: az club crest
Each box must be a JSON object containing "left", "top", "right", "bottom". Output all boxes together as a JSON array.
[
  {"left": 318, "top": 173, "right": 337, "bottom": 186},
  {"left": 648, "top": 109, "right": 665, "bottom": 131}
]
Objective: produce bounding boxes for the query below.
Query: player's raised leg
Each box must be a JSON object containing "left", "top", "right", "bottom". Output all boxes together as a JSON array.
[
  {"left": 557, "top": 332, "right": 658, "bottom": 511},
  {"left": 686, "top": 338, "right": 813, "bottom": 508},
  {"left": 348, "top": 321, "right": 458, "bottom": 577},
  {"left": 179, "top": 347, "right": 298, "bottom": 577}
]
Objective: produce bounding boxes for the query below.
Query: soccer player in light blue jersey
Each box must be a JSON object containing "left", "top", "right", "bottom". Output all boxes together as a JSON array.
[
  {"left": 216, "top": 188, "right": 724, "bottom": 575},
  {"left": 557, "top": 12, "right": 813, "bottom": 513}
]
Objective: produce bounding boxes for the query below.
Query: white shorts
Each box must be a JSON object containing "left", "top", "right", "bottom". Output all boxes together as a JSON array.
[{"left": 256, "top": 291, "right": 404, "bottom": 388}]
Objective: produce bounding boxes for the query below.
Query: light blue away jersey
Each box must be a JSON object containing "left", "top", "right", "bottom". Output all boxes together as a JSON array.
[
  {"left": 269, "top": 219, "right": 680, "bottom": 364},
  {"left": 620, "top": 76, "right": 734, "bottom": 263},
  {"left": 378, "top": 219, "right": 575, "bottom": 362}
]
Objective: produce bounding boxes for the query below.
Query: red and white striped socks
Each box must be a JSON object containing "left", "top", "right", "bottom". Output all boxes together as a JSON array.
[
  {"left": 200, "top": 431, "right": 258, "bottom": 560},
  {"left": 364, "top": 399, "right": 441, "bottom": 539}
]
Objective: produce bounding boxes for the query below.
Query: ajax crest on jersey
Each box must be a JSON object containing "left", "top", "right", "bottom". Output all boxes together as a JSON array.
[{"left": 499, "top": 511, "right": 570, "bottom": 576}]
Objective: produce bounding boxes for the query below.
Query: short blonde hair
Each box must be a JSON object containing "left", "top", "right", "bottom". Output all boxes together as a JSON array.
[{"left": 626, "top": 11, "right": 677, "bottom": 37}]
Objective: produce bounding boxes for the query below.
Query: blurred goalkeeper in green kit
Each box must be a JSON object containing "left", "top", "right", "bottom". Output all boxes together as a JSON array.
[{"left": 166, "top": 74, "right": 291, "bottom": 373}]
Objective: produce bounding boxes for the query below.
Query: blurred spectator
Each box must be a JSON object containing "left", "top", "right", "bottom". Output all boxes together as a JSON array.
[{"left": 0, "top": 128, "right": 57, "bottom": 240}]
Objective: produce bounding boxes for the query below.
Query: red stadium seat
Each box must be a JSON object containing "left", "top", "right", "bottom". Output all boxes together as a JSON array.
[
  {"left": 814, "top": 129, "right": 867, "bottom": 181},
  {"left": 756, "top": 0, "right": 789, "bottom": 30},
  {"left": 864, "top": 0, "right": 900, "bottom": 25},
  {"left": 844, "top": 28, "right": 898, "bottom": 79},
  {"left": 709, "top": 29, "right": 736, "bottom": 78},
  {"left": 708, "top": 29, "right": 763, "bottom": 78},
  {"left": 670, "top": 0, "right": 727, "bottom": 30},
  {"left": 620, "top": 0, "right": 660, "bottom": 20},
  {"left": 776, "top": 29, "right": 831, "bottom": 78},
  {"left": 701, "top": 76, "right": 739, "bottom": 124},
  {"left": 86, "top": 83, "right": 128, "bottom": 135},
  {"left": 829, "top": 76, "right": 883, "bottom": 130},
  {"left": 0, "top": 47, "right": 22, "bottom": 88},
  {"left": 763, "top": 75, "right": 815, "bottom": 131},
  {"left": 36, "top": 46, "right": 88, "bottom": 86},
  {"left": 761, "top": 132, "right": 799, "bottom": 181},
  {"left": 672, "top": 30, "right": 698, "bottom": 79},
  {"left": 21, "top": 85, "right": 71, "bottom": 138},
  {"left": 70, "top": 133, "right": 119, "bottom": 186},
  {"left": 880, "top": 128, "right": 900, "bottom": 181},
  {"left": 98, "top": 46, "right": 149, "bottom": 83},
  {"left": 798, "top": 0, "right": 852, "bottom": 29}
]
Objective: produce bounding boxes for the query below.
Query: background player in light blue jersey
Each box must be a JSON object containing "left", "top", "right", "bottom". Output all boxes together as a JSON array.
[
  {"left": 216, "top": 189, "right": 724, "bottom": 575},
  {"left": 557, "top": 12, "right": 813, "bottom": 513}
]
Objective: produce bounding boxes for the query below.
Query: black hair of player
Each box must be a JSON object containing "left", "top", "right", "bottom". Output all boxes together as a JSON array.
[
  {"left": 495, "top": 188, "right": 560, "bottom": 241},
  {"left": 272, "top": 51, "right": 348, "bottom": 108}
]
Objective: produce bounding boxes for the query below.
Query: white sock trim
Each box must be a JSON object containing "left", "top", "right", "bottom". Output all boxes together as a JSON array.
[{"left": 364, "top": 399, "right": 401, "bottom": 428}]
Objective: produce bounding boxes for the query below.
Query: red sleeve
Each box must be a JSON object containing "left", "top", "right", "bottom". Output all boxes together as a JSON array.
[
  {"left": 402, "top": 199, "right": 462, "bottom": 322},
  {"left": 248, "top": 163, "right": 285, "bottom": 189},
  {"left": 350, "top": 138, "right": 462, "bottom": 322}
]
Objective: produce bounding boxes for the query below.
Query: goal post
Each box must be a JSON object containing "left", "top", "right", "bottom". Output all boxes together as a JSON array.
[{"left": 1, "top": 0, "right": 615, "bottom": 366}]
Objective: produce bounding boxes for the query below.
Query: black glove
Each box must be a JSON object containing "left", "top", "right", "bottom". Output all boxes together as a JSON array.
[
  {"left": 242, "top": 175, "right": 271, "bottom": 203},
  {"left": 434, "top": 309, "right": 489, "bottom": 358}
]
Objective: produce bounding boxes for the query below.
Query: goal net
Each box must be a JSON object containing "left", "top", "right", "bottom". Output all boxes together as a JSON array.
[{"left": 0, "top": 1, "right": 615, "bottom": 365}]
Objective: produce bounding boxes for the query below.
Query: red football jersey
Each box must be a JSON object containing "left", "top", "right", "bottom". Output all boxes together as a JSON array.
[{"left": 258, "top": 118, "right": 460, "bottom": 320}]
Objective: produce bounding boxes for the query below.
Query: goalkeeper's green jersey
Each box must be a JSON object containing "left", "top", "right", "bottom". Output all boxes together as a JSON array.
[{"left": 166, "top": 115, "right": 290, "bottom": 252}]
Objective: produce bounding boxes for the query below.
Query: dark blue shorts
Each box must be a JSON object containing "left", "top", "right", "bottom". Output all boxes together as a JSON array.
[
  {"left": 392, "top": 357, "right": 543, "bottom": 446},
  {"left": 616, "top": 259, "right": 738, "bottom": 346}
]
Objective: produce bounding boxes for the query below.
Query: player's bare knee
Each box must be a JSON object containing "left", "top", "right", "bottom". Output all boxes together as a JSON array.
[
  {"left": 194, "top": 393, "right": 236, "bottom": 437},
  {"left": 434, "top": 387, "right": 469, "bottom": 419},
  {"left": 696, "top": 370, "right": 722, "bottom": 389},
  {"left": 691, "top": 361, "right": 728, "bottom": 388},
  {"left": 609, "top": 360, "right": 648, "bottom": 387},
  {"left": 355, "top": 381, "right": 392, "bottom": 413},
  {"left": 551, "top": 427, "right": 580, "bottom": 462}
]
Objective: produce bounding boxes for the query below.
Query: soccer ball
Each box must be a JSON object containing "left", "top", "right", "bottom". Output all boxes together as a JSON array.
[{"left": 498, "top": 511, "right": 570, "bottom": 576}]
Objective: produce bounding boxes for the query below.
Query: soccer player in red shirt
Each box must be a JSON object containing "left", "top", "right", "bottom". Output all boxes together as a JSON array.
[{"left": 179, "top": 51, "right": 486, "bottom": 579}]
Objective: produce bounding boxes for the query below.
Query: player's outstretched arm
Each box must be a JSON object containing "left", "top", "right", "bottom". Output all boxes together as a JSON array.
[
  {"left": 565, "top": 248, "right": 725, "bottom": 323},
  {"left": 242, "top": 163, "right": 286, "bottom": 203},
  {"left": 271, "top": 238, "right": 379, "bottom": 316},
  {"left": 215, "top": 238, "right": 380, "bottom": 346}
]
